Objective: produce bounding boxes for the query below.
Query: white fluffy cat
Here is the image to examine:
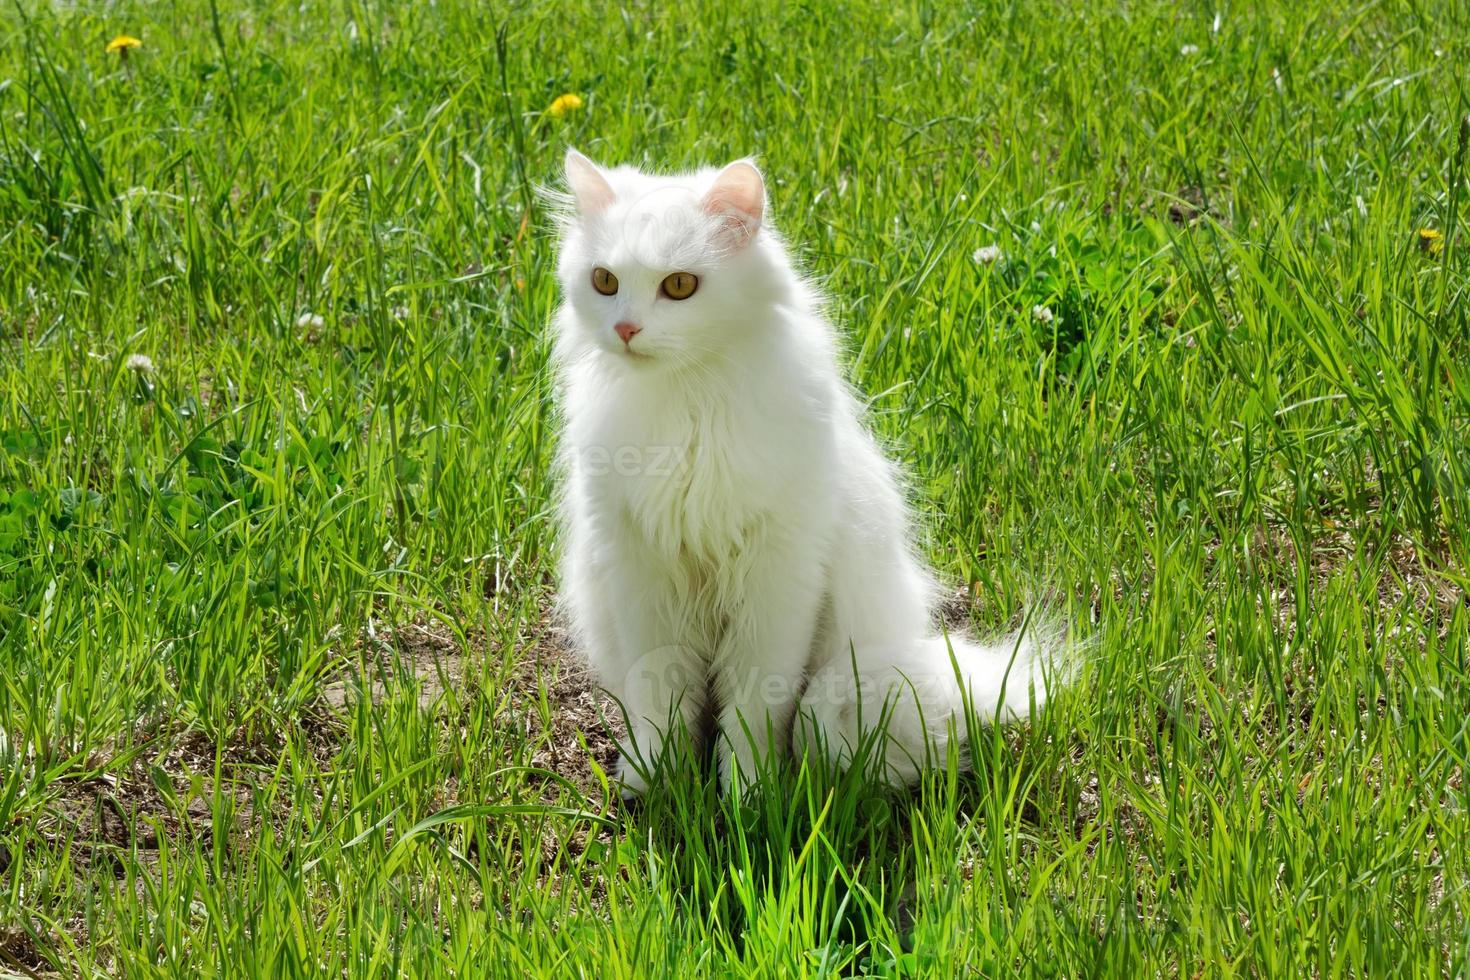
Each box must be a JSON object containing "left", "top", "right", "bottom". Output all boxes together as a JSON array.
[{"left": 551, "top": 149, "right": 1058, "bottom": 795}]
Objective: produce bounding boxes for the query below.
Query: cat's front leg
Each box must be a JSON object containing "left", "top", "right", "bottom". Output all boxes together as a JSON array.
[
  {"left": 715, "top": 545, "right": 825, "bottom": 794},
  {"left": 601, "top": 558, "right": 706, "bottom": 799},
  {"left": 609, "top": 642, "right": 706, "bottom": 798}
]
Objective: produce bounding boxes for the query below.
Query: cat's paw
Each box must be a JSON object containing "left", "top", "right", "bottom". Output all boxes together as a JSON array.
[
  {"left": 716, "top": 748, "right": 752, "bottom": 798},
  {"left": 793, "top": 669, "right": 863, "bottom": 765},
  {"left": 614, "top": 752, "right": 651, "bottom": 801},
  {"left": 716, "top": 732, "right": 782, "bottom": 799}
]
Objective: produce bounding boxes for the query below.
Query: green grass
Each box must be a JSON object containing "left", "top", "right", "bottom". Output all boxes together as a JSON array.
[{"left": 1, "top": 0, "right": 1467, "bottom": 974}]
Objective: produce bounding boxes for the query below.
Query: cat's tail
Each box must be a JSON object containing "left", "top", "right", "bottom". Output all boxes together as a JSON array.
[{"left": 794, "top": 616, "right": 1074, "bottom": 786}]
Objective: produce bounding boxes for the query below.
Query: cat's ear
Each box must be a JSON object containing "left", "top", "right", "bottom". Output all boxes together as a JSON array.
[
  {"left": 702, "top": 160, "right": 764, "bottom": 247},
  {"left": 564, "top": 148, "right": 615, "bottom": 215}
]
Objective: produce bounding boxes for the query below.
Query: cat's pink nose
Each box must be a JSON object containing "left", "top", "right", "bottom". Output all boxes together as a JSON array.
[{"left": 615, "top": 321, "right": 641, "bottom": 344}]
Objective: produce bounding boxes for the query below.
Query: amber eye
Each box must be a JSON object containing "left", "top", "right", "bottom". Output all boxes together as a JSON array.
[
  {"left": 591, "top": 267, "right": 619, "bottom": 296},
  {"left": 661, "top": 271, "right": 699, "bottom": 300}
]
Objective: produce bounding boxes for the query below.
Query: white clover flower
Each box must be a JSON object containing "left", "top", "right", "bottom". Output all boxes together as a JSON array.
[
  {"left": 1032, "top": 305, "right": 1055, "bottom": 324},
  {"left": 1180, "top": 44, "right": 1200, "bottom": 56},
  {"left": 391, "top": 305, "right": 409, "bottom": 321},
  {"left": 124, "top": 353, "right": 154, "bottom": 374},
  {"left": 296, "top": 312, "right": 325, "bottom": 330},
  {"left": 973, "top": 244, "right": 1002, "bottom": 264}
]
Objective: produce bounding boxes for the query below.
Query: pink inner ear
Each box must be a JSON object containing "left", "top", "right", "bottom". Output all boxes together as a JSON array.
[
  {"left": 565, "top": 149, "right": 614, "bottom": 215},
  {"left": 703, "top": 161, "right": 764, "bottom": 244}
]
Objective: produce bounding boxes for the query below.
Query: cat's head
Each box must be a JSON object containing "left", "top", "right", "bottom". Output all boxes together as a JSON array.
[{"left": 553, "top": 149, "right": 786, "bottom": 368}]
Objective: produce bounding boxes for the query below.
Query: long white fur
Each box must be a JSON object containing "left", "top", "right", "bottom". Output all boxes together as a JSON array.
[{"left": 550, "top": 149, "right": 1057, "bottom": 794}]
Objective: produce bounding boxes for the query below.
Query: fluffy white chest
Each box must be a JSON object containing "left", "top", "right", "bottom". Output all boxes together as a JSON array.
[
  {"left": 607, "top": 408, "right": 765, "bottom": 566},
  {"left": 562, "top": 355, "right": 835, "bottom": 627}
]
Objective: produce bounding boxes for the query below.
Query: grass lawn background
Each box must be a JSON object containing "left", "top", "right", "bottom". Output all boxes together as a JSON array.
[{"left": 1, "top": 0, "right": 1467, "bottom": 974}]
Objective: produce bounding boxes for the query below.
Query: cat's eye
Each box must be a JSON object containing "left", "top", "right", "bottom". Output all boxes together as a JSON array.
[
  {"left": 591, "top": 267, "right": 619, "bottom": 296},
  {"left": 661, "top": 272, "right": 699, "bottom": 300}
]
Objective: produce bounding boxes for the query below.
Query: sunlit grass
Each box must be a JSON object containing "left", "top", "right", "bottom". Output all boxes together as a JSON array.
[{"left": 0, "top": 0, "right": 1466, "bottom": 975}]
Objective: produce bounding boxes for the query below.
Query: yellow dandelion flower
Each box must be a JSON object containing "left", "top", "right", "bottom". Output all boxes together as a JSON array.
[
  {"left": 548, "top": 93, "right": 584, "bottom": 118},
  {"left": 1417, "top": 228, "right": 1444, "bottom": 256},
  {"left": 106, "top": 35, "right": 142, "bottom": 55}
]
